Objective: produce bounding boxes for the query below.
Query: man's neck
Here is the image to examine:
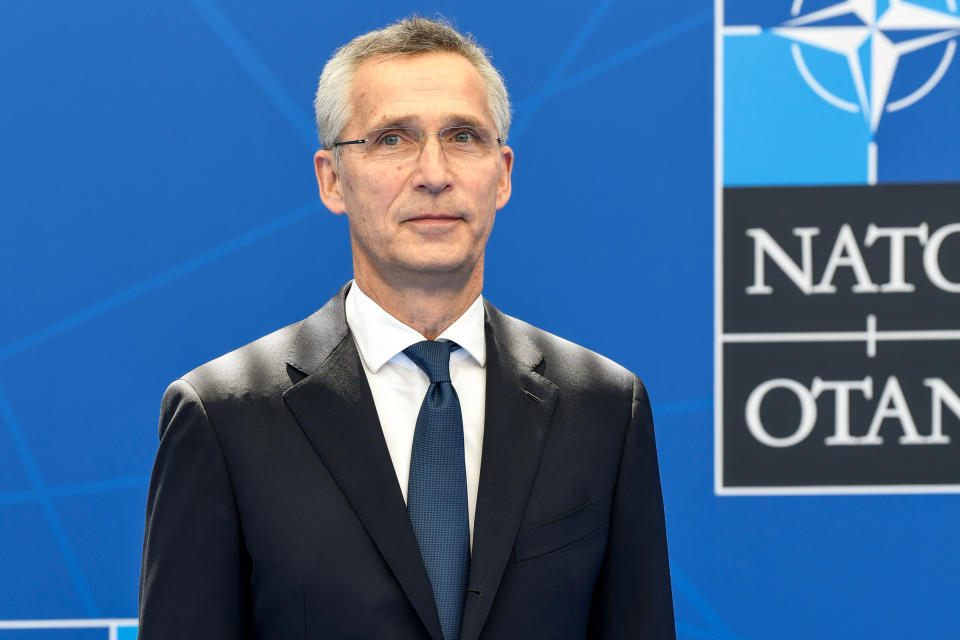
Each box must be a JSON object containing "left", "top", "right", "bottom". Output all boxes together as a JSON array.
[{"left": 353, "top": 268, "right": 482, "bottom": 341}]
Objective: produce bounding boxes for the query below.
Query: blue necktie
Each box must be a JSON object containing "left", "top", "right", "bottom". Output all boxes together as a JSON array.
[{"left": 403, "top": 340, "right": 470, "bottom": 640}]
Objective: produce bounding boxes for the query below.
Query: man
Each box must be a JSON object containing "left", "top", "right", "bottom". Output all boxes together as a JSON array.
[{"left": 139, "top": 16, "right": 674, "bottom": 640}]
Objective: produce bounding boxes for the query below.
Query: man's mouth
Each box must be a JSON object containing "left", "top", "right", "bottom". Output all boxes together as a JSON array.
[{"left": 405, "top": 213, "right": 462, "bottom": 222}]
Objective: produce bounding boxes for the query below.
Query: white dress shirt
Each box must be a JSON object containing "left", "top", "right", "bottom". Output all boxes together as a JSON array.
[{"left": 344, "top": 281, "right": 486, "bottom": 544}]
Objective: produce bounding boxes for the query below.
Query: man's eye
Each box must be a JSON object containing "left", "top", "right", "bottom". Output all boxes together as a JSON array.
[
  {"left": 450, "top": 130, "right": 476, "bottom": 143},
  {"left": 380, "top": 134, "right": 402, "bottom": 146}
]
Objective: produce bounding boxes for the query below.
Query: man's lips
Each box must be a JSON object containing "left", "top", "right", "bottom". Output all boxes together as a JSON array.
[{"left": 404, "top": 213, "right": 463, "bottom": 222}]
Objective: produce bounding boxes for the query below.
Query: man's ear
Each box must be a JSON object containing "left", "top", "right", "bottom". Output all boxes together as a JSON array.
[
  {"left": 495, "top": 144, "right": 514, "bottom": 210},
  {"left": 315, "top": 150, "right": 347, "bottom": 214}
]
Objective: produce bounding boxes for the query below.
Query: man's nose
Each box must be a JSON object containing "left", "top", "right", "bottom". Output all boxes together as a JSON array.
[{"left": 413, "top": 134, "right": 452, "bottom": 194}]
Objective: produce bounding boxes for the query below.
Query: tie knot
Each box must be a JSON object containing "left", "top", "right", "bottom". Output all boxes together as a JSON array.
[{"left": 403, "top": 340, "right": 456, "bottom": 383}]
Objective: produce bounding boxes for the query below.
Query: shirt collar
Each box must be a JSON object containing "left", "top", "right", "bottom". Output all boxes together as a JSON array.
[{"left": 344, "top": 280, "right": 486, "bottom": 373}]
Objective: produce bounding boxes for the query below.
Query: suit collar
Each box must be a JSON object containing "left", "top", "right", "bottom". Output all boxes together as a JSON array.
[
  {"left": 286, "top": 284, "right": 540, "bottom": 375},
  {"left": 285, "top": 282, "right": 353, "bottom": 376},
  {"left": 283, "top": 287, "right": 445, "bottom": 640},
  {"left": 459, "top": 302, "right": 559, "bottom": 640},
  {"left": 284, "top": 287, "right": 558, "bottom": 640},
  {"left": 481, "top": 299, "right": 544, "bottom": 371}
]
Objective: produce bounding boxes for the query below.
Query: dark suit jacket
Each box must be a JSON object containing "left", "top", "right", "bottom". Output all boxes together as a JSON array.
[{"left": 139, "top": 284, "right": 675, "bottom": 639}]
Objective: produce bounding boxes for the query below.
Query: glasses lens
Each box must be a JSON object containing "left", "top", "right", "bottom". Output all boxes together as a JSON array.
[
  {"left": 440, "top": 127, "right": 497, "bottom": 156},
  {"left": 364, "top": 128, "right": 420, "bottom": 159},
  {"left": 357, "top": 126, "right": 499, "bottom": 161}
]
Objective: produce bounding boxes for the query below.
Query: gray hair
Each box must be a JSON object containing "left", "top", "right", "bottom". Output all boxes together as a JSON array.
[{"left": 314, "top": 16, "right": 511, "bottom": 152}]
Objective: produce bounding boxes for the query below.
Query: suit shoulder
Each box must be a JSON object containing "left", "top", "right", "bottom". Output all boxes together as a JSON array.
[
  {"left": 492, "top": 308, "right": 639, "bottom": 392},
  {"left": 178, "top": 319, "right": 303, "bottom": 402}
]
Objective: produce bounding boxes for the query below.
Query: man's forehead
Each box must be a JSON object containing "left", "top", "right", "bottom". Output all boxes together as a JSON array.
[{"left": 348, "top": 52, "right": 491, "bottom": 128}]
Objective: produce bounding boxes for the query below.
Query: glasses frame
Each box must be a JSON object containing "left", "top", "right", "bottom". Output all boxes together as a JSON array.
[{"left": 333, "top": 126, "right": 504, "bottom": 158}]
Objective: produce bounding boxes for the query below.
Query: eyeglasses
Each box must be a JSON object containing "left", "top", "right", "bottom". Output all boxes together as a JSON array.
[{"left": 333, "top": 126, "right": 503, "bottom": 162}]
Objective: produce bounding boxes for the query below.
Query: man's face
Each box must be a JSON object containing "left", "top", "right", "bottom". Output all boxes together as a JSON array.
[{"left": 314, "top": 52, "right": 513, "bottom": 288}]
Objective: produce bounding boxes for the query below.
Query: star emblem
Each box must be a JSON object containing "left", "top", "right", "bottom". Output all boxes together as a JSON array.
[{"left": 772, "top": 0, "right": 960, "bottom": 132}]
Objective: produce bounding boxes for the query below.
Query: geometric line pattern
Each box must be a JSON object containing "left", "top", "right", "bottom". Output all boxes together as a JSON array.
[
  {"left": 512, "top": 4, "right": 713, "bottom": 133},
  {"left": 511, "top": 0, "right": 618, "bottom": 139},
  {"left": 672, "top": 566, "right": 741, "bottom": 640},
  {"left": 0, "top": 200, "right": 323, "bottom": 363},
  {"left": 0, "top": 475, "right": 149, "bottom": 508},
  {"left": 0, "top": 384, "right": 99, "bottom": 617},
  {"left": 0, "top": 619, "right": 138, "bottom": 640},
  {"left": 1, "top": 2, "right": 722, "bottom": 635},
  {"left": 188, "top": 0, "right": 317, "bottom": 149},
  {"left": 546, "top": 5, "right": 712, "bottom": 102}
]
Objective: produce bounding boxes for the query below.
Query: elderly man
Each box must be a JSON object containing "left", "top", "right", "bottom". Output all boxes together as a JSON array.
[{"left": 139, "top": 16, "right": 675, "bottom": 640}]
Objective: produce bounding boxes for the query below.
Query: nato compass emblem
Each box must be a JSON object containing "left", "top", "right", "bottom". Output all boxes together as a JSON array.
[{"left": 722, "top": 0, "right": 960, "bottom": 186}]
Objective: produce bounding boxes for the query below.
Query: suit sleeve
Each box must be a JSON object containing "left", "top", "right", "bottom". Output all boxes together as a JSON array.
[
  {"left": 586, "top": 376, "right": 676, "bottom": 639},
  {"left": 138, "top": 379, "right": 251, "bottom": 639}
]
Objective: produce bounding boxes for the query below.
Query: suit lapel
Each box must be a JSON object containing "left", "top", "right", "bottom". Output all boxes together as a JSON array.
[
  {"left": 459, "top": 303, "right": 559, "bottom": 640},
  {"left": 282, "top": 286, "right": 444, "bottom": 640}
]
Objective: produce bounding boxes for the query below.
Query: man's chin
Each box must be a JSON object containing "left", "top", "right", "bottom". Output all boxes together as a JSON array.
[
  {"left": 390, "top": 252, "right": 479, "bottom": 280},
  {"left": 404, "top": 260, "right": 470, "bottom": 276}
]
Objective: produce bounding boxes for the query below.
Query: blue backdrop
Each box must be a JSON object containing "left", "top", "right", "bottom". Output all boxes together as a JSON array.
[{"left": 0, "top": 1, "right": 955, "bottom": 638}]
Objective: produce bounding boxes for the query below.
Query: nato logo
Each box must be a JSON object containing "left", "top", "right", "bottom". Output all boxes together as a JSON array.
[{"left": 722, "top": 0, "right": 960, "bottom": 186}]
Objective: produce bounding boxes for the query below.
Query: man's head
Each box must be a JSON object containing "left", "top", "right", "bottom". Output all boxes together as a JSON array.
[{"left": 313, "top": 17, "right": 514, "bottom": 297}]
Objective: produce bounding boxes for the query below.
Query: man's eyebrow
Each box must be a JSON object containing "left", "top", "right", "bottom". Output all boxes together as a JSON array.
[
  {"left": 367, "top": 114, "right": 490, "bottom": 130},
  {"left": 441, "top": 114, "right": 487, "bottom": 128},
  {"left": 369, "top": 115, "right": 420, "bottom": 130}
]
